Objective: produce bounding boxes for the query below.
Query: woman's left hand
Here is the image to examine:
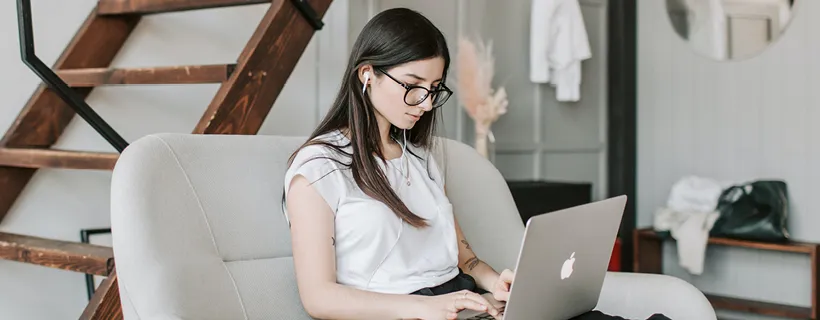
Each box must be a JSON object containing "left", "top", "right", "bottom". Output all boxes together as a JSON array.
[{"left": 489, "top": 269, "right": 515, "bottom": 302}]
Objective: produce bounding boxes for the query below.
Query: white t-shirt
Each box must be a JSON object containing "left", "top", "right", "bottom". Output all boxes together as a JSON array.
[{"left": 283, "top": 130, "right": 460, "bottom": 294}]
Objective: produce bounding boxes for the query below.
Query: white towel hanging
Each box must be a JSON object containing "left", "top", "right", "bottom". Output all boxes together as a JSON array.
[{"left": 529, "top": 0, "right": 592, "bottom": 102}]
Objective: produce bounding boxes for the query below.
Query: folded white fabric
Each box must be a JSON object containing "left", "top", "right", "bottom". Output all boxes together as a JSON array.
[
  {"left": 654, "top": 176, "right": 725, "bottom": 275},
  {"left": 655, "top": 208, "right": 720, "bottom": 275}
]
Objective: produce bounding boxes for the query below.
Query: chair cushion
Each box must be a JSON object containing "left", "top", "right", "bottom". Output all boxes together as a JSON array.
[
  {"left": 225, "top": 258, "right": 311, "bottom": 319},
  {"left": 111, "top": 133, "right": 309, "bottom": 319}
]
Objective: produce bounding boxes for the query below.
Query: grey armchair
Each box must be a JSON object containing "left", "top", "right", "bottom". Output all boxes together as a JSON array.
[{"left": 110, "top": 133, "right": 716, "bottom": 319}]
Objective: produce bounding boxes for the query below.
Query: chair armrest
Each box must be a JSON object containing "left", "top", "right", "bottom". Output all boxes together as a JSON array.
[{"left": 595, "top": 272, "right": 717, "bottom": 320}]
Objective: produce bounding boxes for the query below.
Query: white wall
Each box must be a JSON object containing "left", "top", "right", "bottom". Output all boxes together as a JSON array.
[
  {"left": 0, "top": 1, "right": 349, "bottom": 318},
  {"left": 638, "top": 1, "right": 816, "bottom": 319},
  {"left": 350, "top": 0, "right": 610, "bottom": 199}
]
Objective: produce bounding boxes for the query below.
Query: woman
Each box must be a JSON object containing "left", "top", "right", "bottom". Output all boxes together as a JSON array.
[
  {"left": 283, "top": 6, "right": 674, "bottom": 320},
  {"left": 282, "top": 8, "right": 511, "bottom": 320}
]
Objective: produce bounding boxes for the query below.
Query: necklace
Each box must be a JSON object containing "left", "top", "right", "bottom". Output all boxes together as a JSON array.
[
  {"left": 391, "top": 133, "right": 411, "bottom": 186},
  {"left": 397, "top": 155, "right": 411, "bottom": 186},
  {"left": 389, "top": 147, "right": 410, "bottom": 186}
]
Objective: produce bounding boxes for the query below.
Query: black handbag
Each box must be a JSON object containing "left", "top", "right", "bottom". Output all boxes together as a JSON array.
[{"left": 710, "top": 180, "right": 790, "bottom": 242}]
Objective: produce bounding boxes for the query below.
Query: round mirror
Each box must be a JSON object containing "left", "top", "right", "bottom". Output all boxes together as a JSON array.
[{"left": 666, "top": 0, "right": 797, "bottom": 61}]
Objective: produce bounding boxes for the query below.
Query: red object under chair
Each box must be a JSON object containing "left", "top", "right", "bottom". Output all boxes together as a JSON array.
[{"left": 608, "top": 237, "right": 621, "bottom": 271}]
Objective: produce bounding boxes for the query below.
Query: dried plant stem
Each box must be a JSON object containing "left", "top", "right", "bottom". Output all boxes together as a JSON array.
[{"left": 475, "top": 123, "right": 489, "bottom": 158}]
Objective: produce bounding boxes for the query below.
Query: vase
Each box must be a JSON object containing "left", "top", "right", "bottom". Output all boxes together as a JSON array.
[{"left": 474, "top": 124, "right": 496, "bottom": 164}]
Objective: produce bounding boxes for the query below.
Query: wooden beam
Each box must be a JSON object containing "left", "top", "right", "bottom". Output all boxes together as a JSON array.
[
  {"left": 0, "top": 232, "right": 114, "bottom": 276},
  {"left": 58, "top": 64, "right": 236, "bottom": 87},
  {"left": 0, "top": 148, "right": 118, "bottom": 170},
  {"left": 0, "top": 8, "right": 138, "bottom": 222},
  {"left": 193, "top": 0, "right": 333, "bottom": 134},
  {"left": 98, "top": 0, "right": 271, "bottom": 15},
  {"left": 79, "top": 270, "right": 123, "bottom": 320}
]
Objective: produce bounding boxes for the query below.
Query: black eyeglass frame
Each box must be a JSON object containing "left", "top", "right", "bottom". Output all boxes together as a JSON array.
[{"left": 374, "top": 67, "right": 453, "bottom": 108}]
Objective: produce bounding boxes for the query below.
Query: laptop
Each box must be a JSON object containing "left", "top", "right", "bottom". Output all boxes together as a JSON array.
[{"left": 457, "top": 195, "right": 627, "bottom": 320}]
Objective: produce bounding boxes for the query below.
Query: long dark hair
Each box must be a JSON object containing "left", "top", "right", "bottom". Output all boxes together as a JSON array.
[{"left": 288, "top": 8, "right": 450, "bottom": 228}]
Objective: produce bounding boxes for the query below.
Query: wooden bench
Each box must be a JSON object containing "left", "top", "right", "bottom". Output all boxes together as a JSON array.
[{"left": 633, "top": 228, "right": 819, "bottom": 319}]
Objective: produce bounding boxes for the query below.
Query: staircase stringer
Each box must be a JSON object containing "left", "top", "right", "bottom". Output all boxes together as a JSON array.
[
  {"left": 194, "top": 0, "right": 333, "bottom": 134},
  {"left": 0, "top": 5, "right": 139, "bottom": 223}
]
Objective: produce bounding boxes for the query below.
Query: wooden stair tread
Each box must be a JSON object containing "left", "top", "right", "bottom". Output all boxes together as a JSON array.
[
  {"left": 98, "top": 0, "right": 272, "bottom": 15},
  {"left": 706, "top": 294, "right": 812, "bottom": 319},
  {"left": 0, "top": 148, "right": 118, "bottom": 170},
  {"left": 636, "top": 228, "right": 818, "bottom": 254},
  {"left": 57, "top": 64, "right": 236, "bottom": 86},
  {"left": 0, "top": 232, "right": 114, "bottom": 276}
]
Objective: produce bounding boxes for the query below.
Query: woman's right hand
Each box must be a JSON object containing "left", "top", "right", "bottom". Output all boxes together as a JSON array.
[{"left": 412, "top": 290, "right": 502, "bottom": 320}]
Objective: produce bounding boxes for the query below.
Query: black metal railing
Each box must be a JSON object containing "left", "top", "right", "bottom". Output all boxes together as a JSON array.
[
  {"left": 16, "top": 0, "right": 129, "bottom": 153},
  {"left": 291, "top": 0, "right": 324, "bottom": 30},
  {"left": 80, "top": 227, "right": 113, "bottom": 300}
]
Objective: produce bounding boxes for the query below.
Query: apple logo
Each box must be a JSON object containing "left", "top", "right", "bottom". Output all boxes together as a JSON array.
[{"left": 561, "top": 252, "right": 575, "bottom": 280}]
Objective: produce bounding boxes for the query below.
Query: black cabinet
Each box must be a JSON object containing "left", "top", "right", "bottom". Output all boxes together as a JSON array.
[{"left": 505, "top": 180, "right": 592, "bottom": 224}]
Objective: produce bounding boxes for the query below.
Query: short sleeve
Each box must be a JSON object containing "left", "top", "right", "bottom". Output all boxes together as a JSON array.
[{"left": 282, "top": 145, "right": 347, "bottom": 223}]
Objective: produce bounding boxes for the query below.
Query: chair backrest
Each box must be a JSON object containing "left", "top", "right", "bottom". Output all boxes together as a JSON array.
[{"left": 110, "top": 133, "right": 524, "bottom": 319}]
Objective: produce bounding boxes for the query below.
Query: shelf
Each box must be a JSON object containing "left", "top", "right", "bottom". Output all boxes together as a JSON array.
[
  {"left": 634, "top": 228, "right": 819, "bottom": 319},
  {"left": 707, "top": 294, "right": 811, "bottom": 319},
  {"left": 636, "top": 228, "right": 816, "bottom": 254}
]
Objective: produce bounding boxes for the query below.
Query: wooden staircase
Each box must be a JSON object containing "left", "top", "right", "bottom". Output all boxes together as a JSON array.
[{"left": 1, "top": 0, "right": 332, "bottom": 318}]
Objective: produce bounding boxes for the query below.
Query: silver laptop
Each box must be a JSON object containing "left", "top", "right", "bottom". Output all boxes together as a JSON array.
[{"left": 458, "top": 195, "right": 627, "bottom": 320}]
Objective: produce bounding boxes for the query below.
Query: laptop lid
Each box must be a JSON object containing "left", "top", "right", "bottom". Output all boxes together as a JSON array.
[{"left": 501, "top": 195, "right": 627, "bottom": 320}]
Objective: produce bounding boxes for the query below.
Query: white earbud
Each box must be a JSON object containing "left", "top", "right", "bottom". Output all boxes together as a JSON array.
[{"left": 362, "top": 72, "right": 370, "bottom": 94}]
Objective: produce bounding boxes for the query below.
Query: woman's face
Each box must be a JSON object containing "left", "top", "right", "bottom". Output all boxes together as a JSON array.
[{"left": 362, "top": 57, "right": 445, "bottom": 130}]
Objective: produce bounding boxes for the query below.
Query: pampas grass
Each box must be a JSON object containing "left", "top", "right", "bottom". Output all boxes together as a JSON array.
[{"left": 456, "top": 36, "right": 509, "bottom": 158}]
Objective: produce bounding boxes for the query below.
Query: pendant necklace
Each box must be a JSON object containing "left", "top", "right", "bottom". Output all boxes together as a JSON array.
[{"left": 392, "top": 131, "right": 411, "bottom": 186}]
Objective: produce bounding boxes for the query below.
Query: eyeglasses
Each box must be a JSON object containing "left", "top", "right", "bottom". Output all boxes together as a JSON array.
[{"left": 375, "top": 67, "right": 453, "bottom": 109}]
